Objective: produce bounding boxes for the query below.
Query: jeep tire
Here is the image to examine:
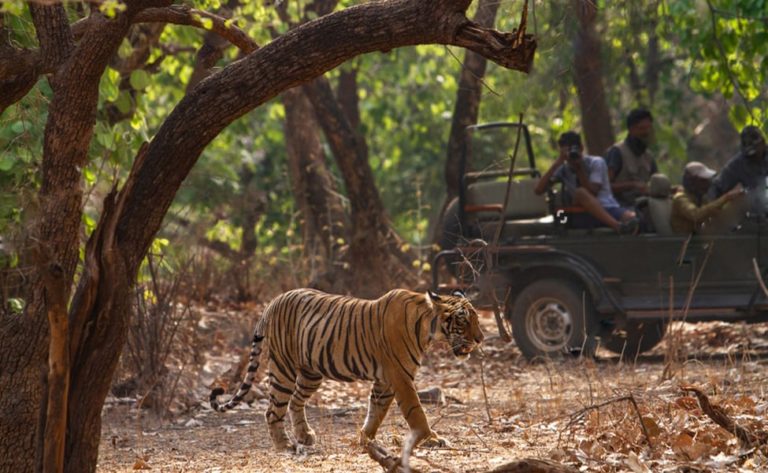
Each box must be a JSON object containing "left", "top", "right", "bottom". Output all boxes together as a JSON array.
[{"left": 508, "top": 279, "right": 598, "bottom": 360}]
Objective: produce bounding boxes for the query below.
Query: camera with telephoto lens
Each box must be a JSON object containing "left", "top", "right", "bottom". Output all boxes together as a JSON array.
[{"left": 567, "top": 145, "right": 581, "bottom": 161}]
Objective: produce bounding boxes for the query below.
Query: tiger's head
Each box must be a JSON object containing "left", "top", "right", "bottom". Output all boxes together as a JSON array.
[{"left": 427, "top": 290, "right": 484, "bottom": 359}]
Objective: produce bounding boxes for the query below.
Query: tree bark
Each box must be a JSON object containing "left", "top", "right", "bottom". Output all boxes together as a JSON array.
[
  {"left": 0, "top": 2, "right": 536, "bottom": 472},
  {"left": 28, "top": 3, "right": 74, "bottom": 74},
  {"left": 38, "top": 255, "right": 69, "bottom": 473},
  {"left": 0, "top": 9, "right": 133, "bottom": 473},
  {"left": 571, "top": 0, "right": 614, "bottom": 155},
  {"left": 336, "top": 67, "right": 361, "bottom": 131},
  {"left": 187, "top": 29, "right": 231, "bottom": 91},
  {"left": 282, "top": 87, "right": 348, "bottom": 281}
]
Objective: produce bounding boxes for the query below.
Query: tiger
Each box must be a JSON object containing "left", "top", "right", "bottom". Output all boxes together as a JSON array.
[{"left": 209, "top": 287, "right": 483, "bottom": 468}]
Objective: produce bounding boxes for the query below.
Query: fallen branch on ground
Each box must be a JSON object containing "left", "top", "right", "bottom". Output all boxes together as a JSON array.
[
  {"left": 366, "top": 441, "right": 577, "bottom": 473},
  {"left": 680, "top": 385, "right": 768, "bottom": 449},
  {"left": 366, "top": 441, "right": 419, "bottom": 473},
  {"left": 479, "top": 349, "right": 493, "bottom": 423},
  {"left": 489, "top": 459, "right": 579, "bottom": 473},
  {"left": 564, "top": 394, "right": 653, "bottom": 449}
]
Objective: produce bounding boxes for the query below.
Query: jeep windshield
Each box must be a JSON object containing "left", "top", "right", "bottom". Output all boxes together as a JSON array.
[{"left": 464, "top": 123, "right": 537, "bottom": 178}]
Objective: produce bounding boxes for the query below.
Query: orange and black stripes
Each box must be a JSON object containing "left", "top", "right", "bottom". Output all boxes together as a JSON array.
[{"left": 209, "top": 287, "right": 483, "bottom": 457}]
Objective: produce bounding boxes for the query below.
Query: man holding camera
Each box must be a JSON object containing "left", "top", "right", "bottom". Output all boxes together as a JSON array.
[{"left": 535, "top": 131, "right": 638, "bottom": 234}]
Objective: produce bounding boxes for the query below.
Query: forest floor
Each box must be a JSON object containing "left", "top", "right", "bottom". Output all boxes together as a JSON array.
[{"left": 97, "top": 307, "right": 768, "bottom": 473}]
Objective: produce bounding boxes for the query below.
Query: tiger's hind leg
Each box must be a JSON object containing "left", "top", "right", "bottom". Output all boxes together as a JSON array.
[
  {"left": 359, "top": 380, "right": 394, "bottom": 445},
  {"left": 265, "top": 358, "right": 296, "bottom": 451},
  {"left": 289, "top": 369, "right": 323, "bottom": 446}
]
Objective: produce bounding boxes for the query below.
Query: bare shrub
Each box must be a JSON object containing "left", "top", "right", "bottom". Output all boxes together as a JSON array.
[{"left": 114, "top": 255, "right": 203, "bottom": 418}]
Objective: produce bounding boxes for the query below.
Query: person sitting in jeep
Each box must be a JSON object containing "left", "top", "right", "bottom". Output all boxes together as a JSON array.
[
  {"left": 535, "top": 131, "right": 638, "bottom": 234},
  {"left": 605, "top": 108, "right": 659, "bottom": 207},
  {"left": 671, "top": 161, "right": 744, "bottom": 234},
  {"left": 710, "top": 126, "right": 767, "bottom": 213}
]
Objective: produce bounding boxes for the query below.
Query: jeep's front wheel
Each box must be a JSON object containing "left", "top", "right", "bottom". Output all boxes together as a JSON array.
[
  {"left": 508, "top": 279, "right": 598, "bottom": 360},
  {"left": 602, "top": 320, "right": 668, "bottom": 357}
]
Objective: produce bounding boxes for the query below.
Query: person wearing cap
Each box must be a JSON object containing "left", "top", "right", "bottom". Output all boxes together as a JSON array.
[
  {"left": 671, "top": 161, "right": 744, "bottom": 234},
  {"left": 605, "top": 108, "right": 660, "bottom": 207},
  {"left": 535, "top": 131, "right": 639, "bottom": 234},
  {"left": 710, "top": 126, "right": 767, "bottom": 200}
]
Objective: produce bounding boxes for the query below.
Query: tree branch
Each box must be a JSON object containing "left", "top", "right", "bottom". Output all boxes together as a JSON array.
[
  {"left": 451, "top": 1, "right": 536, "bottom": 73},
  {"left": 28, "top": 2, "right": 74, "bottom": 72},
  {"left": 0, "top": 45, "right": 41, "bottom": 113},
  {"left": 366, "top": 439, "right": 578, "bottom": 473},
  {"left": 135, "top": 6, "right": 257, "bottom": 53},
  {"left": 0, "top": 3, "right": 73, "bottom": 113},
  {"left": 72, "top": 5, "right": 258, "bottom": 54},
  {"left": 186, "top": 0, "right": 242, "bottom": 91},
  {"left": 112, "top": 0, "right": 536, "bottom": 273}
]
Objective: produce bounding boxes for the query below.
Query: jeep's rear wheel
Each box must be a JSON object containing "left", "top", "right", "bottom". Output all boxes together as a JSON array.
[
  {"left": 508, "top": 279, "right": 598, "bottom": 360},
  {"left": 602, "top": 320, "right": 668, "bottom": 357}
]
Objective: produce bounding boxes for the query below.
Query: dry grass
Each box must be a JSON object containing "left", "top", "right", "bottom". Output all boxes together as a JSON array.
[{"left": 98, "top": 313, "right": 768, "bottom": 472}]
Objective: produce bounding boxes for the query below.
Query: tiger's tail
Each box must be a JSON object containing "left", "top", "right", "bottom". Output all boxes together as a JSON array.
[{"left": 210, "top": 314, "right": 268, "bottom": 413}]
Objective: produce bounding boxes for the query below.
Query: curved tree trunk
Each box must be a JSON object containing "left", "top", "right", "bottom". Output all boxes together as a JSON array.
[
  {"left": 571, "top": 0, "right": 614, "bottom": 155},
  {"left": 0, "top": 7, "right": 132, "bottom": 473},
  {"left": 0, "top": 2, "right": 536, "bottom": 471}
]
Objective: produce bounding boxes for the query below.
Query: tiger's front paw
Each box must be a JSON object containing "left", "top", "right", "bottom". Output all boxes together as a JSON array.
[
  {"left": 296, "top": 428, "right": 316, "bottom": 446},
  {"left": 420, "top": 433, "right": 448, "bottom": 448},
  {"left": 272, "top": 435, "right": 297, "bottom": 452}
]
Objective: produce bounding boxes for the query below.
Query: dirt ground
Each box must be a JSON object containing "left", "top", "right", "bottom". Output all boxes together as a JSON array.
[{"left": 97, "top": 309, "right": 768, "bottom": 473}]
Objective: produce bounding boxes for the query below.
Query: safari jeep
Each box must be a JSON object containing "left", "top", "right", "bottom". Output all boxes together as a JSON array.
[{"left": 433, "top": 122, "right": 768, "bottom": 360}]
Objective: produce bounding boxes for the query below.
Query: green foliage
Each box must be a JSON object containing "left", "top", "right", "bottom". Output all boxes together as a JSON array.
[
  {"left": 669, "top": 0, "right": 767, "bottom": 130},
  {"left": 7, "top": 297, "right": 25, "bottom": 315},
  {"left": 99, "top": 0, "right": 127, "bottom": 18},
  {"left": 2, "top": 0, "right": 767, "bottom": 290},
  {"left": 0, "top": 78, "right": 48, "bottom": 233}
]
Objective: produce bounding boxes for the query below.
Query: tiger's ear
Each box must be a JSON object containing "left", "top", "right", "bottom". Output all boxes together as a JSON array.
[
  {"left": 427, "top": 290, "right": 442, "bottom": 302},
  {"left": 451, "top": 289, "right": 466, "bottom": 299}
]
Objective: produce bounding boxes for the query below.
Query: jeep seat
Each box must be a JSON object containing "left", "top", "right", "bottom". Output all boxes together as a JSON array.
[
  {"left": 646, "top": 173, "right": 674, "bottom": 236},
  {"left": 464, "top": 179, "right": 552, "bottom": 238},
  {"left": 478, "top": 215, "right": 555, "bottom": 239}
]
